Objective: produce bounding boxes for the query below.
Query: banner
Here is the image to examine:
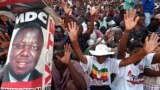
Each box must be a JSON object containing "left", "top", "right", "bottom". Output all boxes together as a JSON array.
[
  {"left": 0, "top": 0, "right": 47, "bottom": 14},
  {"left": 1, "top": 10, "right": 54, "bottom": 90},
  {"left": 0, "top": 0, "right": 62, "bottom": 26}
]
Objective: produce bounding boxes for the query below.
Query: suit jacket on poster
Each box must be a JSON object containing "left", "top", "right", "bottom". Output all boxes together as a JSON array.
[{"left": 2, "top": 66, "right": 42, "bottom": 82}]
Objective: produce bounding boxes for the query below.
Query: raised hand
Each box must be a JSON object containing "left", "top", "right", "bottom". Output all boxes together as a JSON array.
[
  {"left": 56, "top": 43, "right": 72, "bottom": 65},
  {"left": 144, "top": 33, "right": 159, "bottom": 53},
  {"left": 90, "top": 6, "right": 100, "bottom": 21},
  {"left": 90, "top": 6, "right": 100, "bottom": 16},
  {"left": 0, "top": 32, "right": 10, "bottom": 57},
  {"left": 61, "top": 1, "right": 72, "bottom": 16},
  {"left": 67, "top": 22, "right": 79, "bottom": 41},
  {"left": 124, "top": 9, "right": 139, "bottom": 31}
]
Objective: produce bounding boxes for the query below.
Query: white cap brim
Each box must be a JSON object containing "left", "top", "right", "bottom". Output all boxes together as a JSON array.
[{"left": 89, "top": 50, "right": 115, "bottom": 56}]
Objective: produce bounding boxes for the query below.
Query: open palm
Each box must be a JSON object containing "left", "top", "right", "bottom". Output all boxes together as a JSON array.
[
  {"left": 90, "top": 6, "right": 99, "bottom": 16},
  {"left": 124, "top": 9, "right": 139, "bottom": 31},
  {"left": 56, "top": 43, "right": 72, "bottom": 65},
  {"left": 144, "top": 33, "right": 159, "bottom": 53},
  {"left": 61, "top": 1, "right": 72, "bottom": 16},
  {"left": 67, "top": 22, "right": 79, "bottom": 41}
]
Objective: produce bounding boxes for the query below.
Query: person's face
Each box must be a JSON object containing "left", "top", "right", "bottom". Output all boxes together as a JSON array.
[
  {"left": 105, "top": 31, "right": 114, "bottom": 40},
  {"left": 138, "top": 16, "right": 145, "bottom": 25},
  {"left": 9, "top": 29, "right": 43, "bottom": 77},
  {"left": 96, "top": 56, "right": 107, "bottom": 64},
  {"left": 136, "top": 8, "right": 141, "bottom": 12},
  {"left": 114, "top": 31, "right": 122, "bottom": 42},
  {"left": 55, "top": 30, "right": 64, "bottom": 37},
  {"left": 0, "top": 15, "right": 8, "bottom": 22},
  {"left": 87, "top": 21, "right": 91, "bottom": 30},
  {"left": 53, "top": 54, "right": 66, "bottom": 71},
  {"left": 79, "top": 9, "right": 85, "bottom": 16}
]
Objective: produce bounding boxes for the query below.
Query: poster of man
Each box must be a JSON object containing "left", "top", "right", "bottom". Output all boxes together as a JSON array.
[
  {"left": 3, "top": 22, "right": 43, "bottom": 82},
  {"left": 1, "top": 10, "right": 54, "bottom": 89}
]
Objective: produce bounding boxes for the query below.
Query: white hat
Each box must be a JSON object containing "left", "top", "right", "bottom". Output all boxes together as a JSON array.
[
  {"left": 0, "top": 11, "right": 16, "bottom": 21},
  {"left": 89, "top": 44, "right": 115, "bottom": 56}
]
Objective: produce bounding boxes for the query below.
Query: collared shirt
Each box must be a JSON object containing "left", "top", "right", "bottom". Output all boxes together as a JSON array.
[{"left": 9, "top": 72, "right": 31, "bottom": 82}]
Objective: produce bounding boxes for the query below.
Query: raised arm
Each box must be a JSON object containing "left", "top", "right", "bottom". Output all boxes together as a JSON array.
[
  {"left": 84, "top": 6, "right": 100, "bottom": 35},
  {"left": 61, "top": 1, "right": 81, "bottom": 27},
  {"left": 144, "top": 67, "right": 160, "bottom": 77},
  {"left": 117, "top": 9, "right": 139, "bottom": 59},
  {"left": 67, "top": 22, "right": 88, "bottom": 64},
  {"left": 119, "top": 33, "right": 159, "bottom": 67},
  {"left": 151, "top": 52, "right": 160, "bottom": 64},
  {"left": 56, "top": 43, "right": 87, "bottom": 90}
]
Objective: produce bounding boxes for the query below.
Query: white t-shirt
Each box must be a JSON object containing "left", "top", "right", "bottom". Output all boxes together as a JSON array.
[
  {"left": 80, "top": 55, "right": 121, "bottom": 88},
  {"left": 89, "top": 30, "right": 97, "bottom": 42},
  {"left": 111, "top": 53, "right": 155, "bottom": 90},
  {"left": 81, "top": 22, "right": 87, "bottom": 34}
]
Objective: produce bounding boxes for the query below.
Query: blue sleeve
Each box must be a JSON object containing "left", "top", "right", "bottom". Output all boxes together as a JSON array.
[{"left": 141, "top": 0, "right": 146, "bottom": 5}]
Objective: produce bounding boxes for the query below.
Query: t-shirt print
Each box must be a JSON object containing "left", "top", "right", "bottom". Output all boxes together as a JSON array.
[
  {"left": 90, "top": 64, "right": 108, "bottom": 82},
  {"left": 127, "top": 64, "right": 144, "bottom": 85}
]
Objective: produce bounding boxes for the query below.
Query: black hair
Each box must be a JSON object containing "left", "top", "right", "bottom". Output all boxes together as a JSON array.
[
  {"left": 53, "top": 49, "right": 64, "bottom": 56},
  {"left": 136, "top": 12, "right": 145, "bottom": 17},
  {"left": 128, "top": 40, "right": 143, "bottom": 52},
  {"left": 55, "top": 26, "right": 64, "bottom": 32},
  {"left": 14, "top": 22, "right": 44, "bottom": 42},
  {"left": 148, "top": 21, "right": 159, "bottom": 32},
  {"left": 100, "top": 26, "right": 106, "bottom": 34}
]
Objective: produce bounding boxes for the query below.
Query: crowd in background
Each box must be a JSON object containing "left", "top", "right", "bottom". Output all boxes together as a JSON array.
[{"left": 0, "top": 0, "right": 160, "bottom": 90}]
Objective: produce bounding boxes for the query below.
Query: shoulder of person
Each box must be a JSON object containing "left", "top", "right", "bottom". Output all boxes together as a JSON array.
[
  {"left": 71, "top": 60, "right": 80, "bottom": 66},
  {"left": 70, "top": 60, "right": 85, "bottom": 72}
]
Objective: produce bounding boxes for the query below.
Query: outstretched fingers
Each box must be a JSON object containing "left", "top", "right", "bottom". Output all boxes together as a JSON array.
[
  {"left": 64, "top": 43, "right": 71, "bottom": 54},
  {"left": 68, "top": 21, "right": 78, "bottom": 32},
  {"left": 151, "top": 33, "right": 159, "bottom": 42},
  {"left": 145, "top": 33, "right": 159, "bottom": 53}
]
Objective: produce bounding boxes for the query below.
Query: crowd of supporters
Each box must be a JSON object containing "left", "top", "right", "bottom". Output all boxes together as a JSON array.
[{"left": 0, "top": 0, "right": 160, "bottom": 90}]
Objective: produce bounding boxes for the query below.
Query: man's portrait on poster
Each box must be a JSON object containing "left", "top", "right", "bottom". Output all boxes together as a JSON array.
[{"left": 3, "top": 22, "right": 44, "bottom": 82}]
